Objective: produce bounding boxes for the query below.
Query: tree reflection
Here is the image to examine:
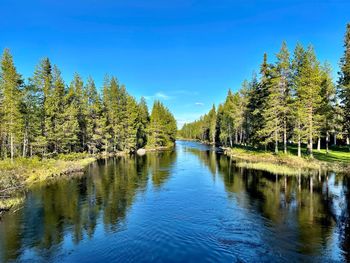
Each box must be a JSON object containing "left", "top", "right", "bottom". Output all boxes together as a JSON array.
[
  {"left": 0, "top": 151, "right": 176, "bottom": 262},
  {"left": 188, "top": 148, "right": 349, "bottom": 259}
]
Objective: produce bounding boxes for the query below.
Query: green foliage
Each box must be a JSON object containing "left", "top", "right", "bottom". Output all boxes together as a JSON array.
[
  {"left": 0, "top": 49, "right": 176, "bottom": 159},
  {"left": 181, "top": 26, "right": 350, "bottom": 157},
  {"left": 338, "top": 23, "right": 350, "bottom": 136},
  {"left": 0, "top": 49, "right": 23, "bottom": 161},
  {"left": 147, "top": 100, "right": 177, "bottom": 148}
]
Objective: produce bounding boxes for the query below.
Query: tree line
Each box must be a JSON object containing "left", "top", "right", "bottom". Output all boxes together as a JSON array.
[
  {"left": 179, "top": 24, "right": 350, "bottom": 157},
  {"left": 0, "top": 49, "right": 177, "bottom": 161}
]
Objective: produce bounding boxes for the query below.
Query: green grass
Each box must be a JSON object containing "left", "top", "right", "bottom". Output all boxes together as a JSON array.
[
  {"left": 235, "top": 161, "right": 303, "bottom": 176},
  {"left": 288, "top": 145, "right": 350, "bottom": 163},
  {"left": 0, "top": 154, "right": 96, "bottom": 212},
  {"left": 224, "top": 144, "right": 350, "bottom": 175}
]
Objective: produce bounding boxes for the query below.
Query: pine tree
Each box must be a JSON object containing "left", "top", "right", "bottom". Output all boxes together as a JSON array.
[
  {"left": 85, "top": 77, "right": 103, "bottom": 154},
  {"left": 294, "top": 46, "right": 322, "bottom": 158},
  {"left": 0, "top": 49, "right": 23, "bottom": 161},
  {"left": 22, "top": 80, "right": 41, "bottom": 157},
  {"left": 137, "top": 97, "right": 149, "bottom": 148},
  {"left": 276, "top": 42, "right": 291, "bottom": 153},
  {"left": 125, "top": 95, "right": 139, "bottom": 152},
  {"left": 319, "top": 62, "right": 336, "bottom": 153},
  {"left": 147, "top": 101, "right": 176, "bottom": 147},
  {"left": 33, "top": 58, "right": 53, "bottom": 152},
  {"left": 208, "top": 105, "right": 217, "bottom": 144},
  {"left": 291, "top": 43, "right": 307, "bottom": 157},
  {"left": 50, "top": 66, "right": 66, "bottom": 153},
  {"left": 101, "top": 76, "right": 113, "bottom": 155},
  {"left": 338, "top": 23, "right": 350, "bottom": 145},
  {"left": 61, "top": 78, "right": 80, "bottom": 152},
  {"left": 258, "top": 63, "right": 282, "bottom": 153}
]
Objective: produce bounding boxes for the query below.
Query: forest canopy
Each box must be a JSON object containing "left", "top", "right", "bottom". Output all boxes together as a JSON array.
[
  {"left": 179, "top": 24, "right": 350, "bottom": 158},
  {"left": 0, "top": 50, "right": 177, "bottom": 160}
]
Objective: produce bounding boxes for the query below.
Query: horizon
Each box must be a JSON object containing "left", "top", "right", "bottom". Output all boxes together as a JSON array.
[{"left": 1, "top": 0, "right": 349, "bottom": 128}]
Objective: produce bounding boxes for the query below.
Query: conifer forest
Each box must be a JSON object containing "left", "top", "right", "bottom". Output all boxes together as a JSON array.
[
  {"left": 0, "top": 49, "right": 177, "bottom": 161},
  {"left": 1, "top": 2, "right": 350, "bottom": 260},
  {"left": 180, "top": 24, "right": 350, "bottom": 158}
]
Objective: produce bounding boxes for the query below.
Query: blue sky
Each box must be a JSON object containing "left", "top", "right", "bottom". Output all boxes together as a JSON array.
[{"left": 0, "top": 0, "right": 349, "bottom": 127}]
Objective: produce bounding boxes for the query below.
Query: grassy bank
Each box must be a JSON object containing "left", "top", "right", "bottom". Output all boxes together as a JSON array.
[
  {"left": 0, "top": 153, "right": 97, "bottom": 213},
  {"left": 224, "top": 146, "right": 350, "bottom": 176}
]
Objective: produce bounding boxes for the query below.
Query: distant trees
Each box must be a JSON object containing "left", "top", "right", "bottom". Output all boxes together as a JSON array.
[
  {"left": 0, "top": 49, "right": 177, "bottom": 159},
  {"left": 179, "top": 23, "right": 350, "bottom": 156},
  {"left": 147, "top": 100, "right": 177, "bottom": 147}
]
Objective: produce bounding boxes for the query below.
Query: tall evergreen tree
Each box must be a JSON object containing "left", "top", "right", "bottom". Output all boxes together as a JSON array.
[
  {"left": 50, "top": 66, "right": 66, "bottom": 153},
  {"left": 319, "top": 62, "right": 336, "bottom": 153},
  {"left": 85, "top": 77, "right": 103, "bottom": 154},
  {"left": 0, "top": 49, "right": 23, "bottom": 161},
  {"left": 137, "top": 97, "right": 149, "bottom": 148},
  {"left": 33, "top": 58, "right": 53, "bottom": 152},
  {"left": 148, "top": 101, "right": 177, "bottom": 147},
  {"left": 276, "top": 42, "right": 291, "bottom": 153},
  {"left": 338, "top": 23, "right": 350, "bottom": 145},
  {"left": 294, "top": 46, "right": 322, "bottom": 157}
]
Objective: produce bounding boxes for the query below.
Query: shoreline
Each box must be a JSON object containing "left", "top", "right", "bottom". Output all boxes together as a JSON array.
[
  {"left": 0, "top": 147, "right": 175, "bottom": 215},
  {"left": 223, "top": 146, "right": 350, "bottom": 175},
  {"left": 178, "top": 139, "right": 350, "bottom": 175}
]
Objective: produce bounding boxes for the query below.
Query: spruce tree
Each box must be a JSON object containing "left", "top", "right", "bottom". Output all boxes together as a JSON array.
[
  {"left": 22, "top": 80, "right": 41, "bottom": 157},
  {"left": 148, "top": 101, "right": 176, "bottom": 147},
  {"left": 338, "top": 23, "right": 350, "bottom": 145},
  {"left": 276, "top": 42, "right": 291, "bottom": 153},
  {"left": 137, "top": 97, "right": 149, "bottom": 148},
  {"left": 62, "top": 78, "right": 80, "bottom": 152},
  {"left": 50, "top": 66, "right": 66, "bottom": 153},
  {"left": 85, "top": 77, "right": 103, "bottom": 154},
  {"left": 208, "top": 105, "right": 217, "bottom": 144},
  {"left": 33, "top": 58, "right": 53, "bottom": 152},
  {"left": 0, "top": 49, "right": 23, "bottom": 161},
  {"left": 319, "top": 62, "right": 336, "bottom": 153},
  {"left": 125, "top": 95, "right": 139, "bottom": 152},
  {"left": 294, "top": 46, "right": 322, "bottom": 158},
  {"left": 258, "top": 63, "right": 282, "bottom": 153}
]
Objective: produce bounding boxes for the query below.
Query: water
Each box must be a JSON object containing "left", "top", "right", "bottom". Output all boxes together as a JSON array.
[{"left": 0, "top": 140, "right": 349, "bottom": 262}]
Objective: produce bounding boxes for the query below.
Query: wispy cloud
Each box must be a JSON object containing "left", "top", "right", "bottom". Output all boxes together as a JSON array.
[
  {"left": 172, "top": 90, "right": 199, "bottom": 96},
  {"left": 195, "top": 102, "right": 204, "bottom": 106},
  {"left": 145, "top": 92, "right": 172, "bottom": 101}
]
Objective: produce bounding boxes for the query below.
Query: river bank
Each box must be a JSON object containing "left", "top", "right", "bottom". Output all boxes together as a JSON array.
[
  {"left": 0, "top": 154, "right": 97, "bottom": 214},
  {"left": 0, "top": 147, "right": 176, "bottom": 215},
  {"left": 223, "top": 146, "right": 350, "bottom": 175}
]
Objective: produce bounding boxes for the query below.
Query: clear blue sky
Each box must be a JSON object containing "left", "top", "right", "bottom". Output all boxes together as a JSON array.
[{"left": 0, "top": 0, "right": 349, "bottom": 127}]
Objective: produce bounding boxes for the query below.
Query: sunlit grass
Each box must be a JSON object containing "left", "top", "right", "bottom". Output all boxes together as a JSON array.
[
  {"left": 0, "top": 154, "right": 96, "bottom": 212},
  {"left": 236, "top": 161, "right": 301, "bottom": 176},
  {"left": 225, "top": 144, "right": 350, "bottom": 174}
]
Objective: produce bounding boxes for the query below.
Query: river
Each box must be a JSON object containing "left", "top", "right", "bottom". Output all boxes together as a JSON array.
[{"left": 0, "top": 140, "right": 349, "bottom": 262}]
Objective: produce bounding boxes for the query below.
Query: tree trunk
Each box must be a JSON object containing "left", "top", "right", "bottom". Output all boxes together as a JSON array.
[
  {"left": 334, "top": 133, "right": 337, "bottom": 146},
  {"left": 326, "top": 131, "right": 329, "bottom": 154},
  {"left": 347, "top": 136, "right": 350, "bottom": 145},
  {"left": 317, "top": 137, "right": 321, "bottom": 151},
  {"left": 283, "top": 122, "right": 287, "bottom": 154},
  {"left": 22, "top": 134, "right": 27, "bottom": 158},
  {"left": 240, "top": 128, "right": 243, "bottom": 145},
  {"left": 10, "top": 133, "right": 14, "bottom": 162},
  {"left": 298, "top": 135, "right": 301, "bottom": 157},
  {"left": 275, "top": 130, "right": 278, "bottom": 154},
  {"left": 309, "top": 138, "right": 313, "bottom": 158},
  {"left": 309, "top": 110, "right": 313, "bottom": 158}
]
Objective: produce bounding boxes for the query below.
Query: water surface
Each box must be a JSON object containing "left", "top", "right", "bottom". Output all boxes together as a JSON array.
[{"left": 1, "top": 141, "right": 350, "bottom": 262}]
